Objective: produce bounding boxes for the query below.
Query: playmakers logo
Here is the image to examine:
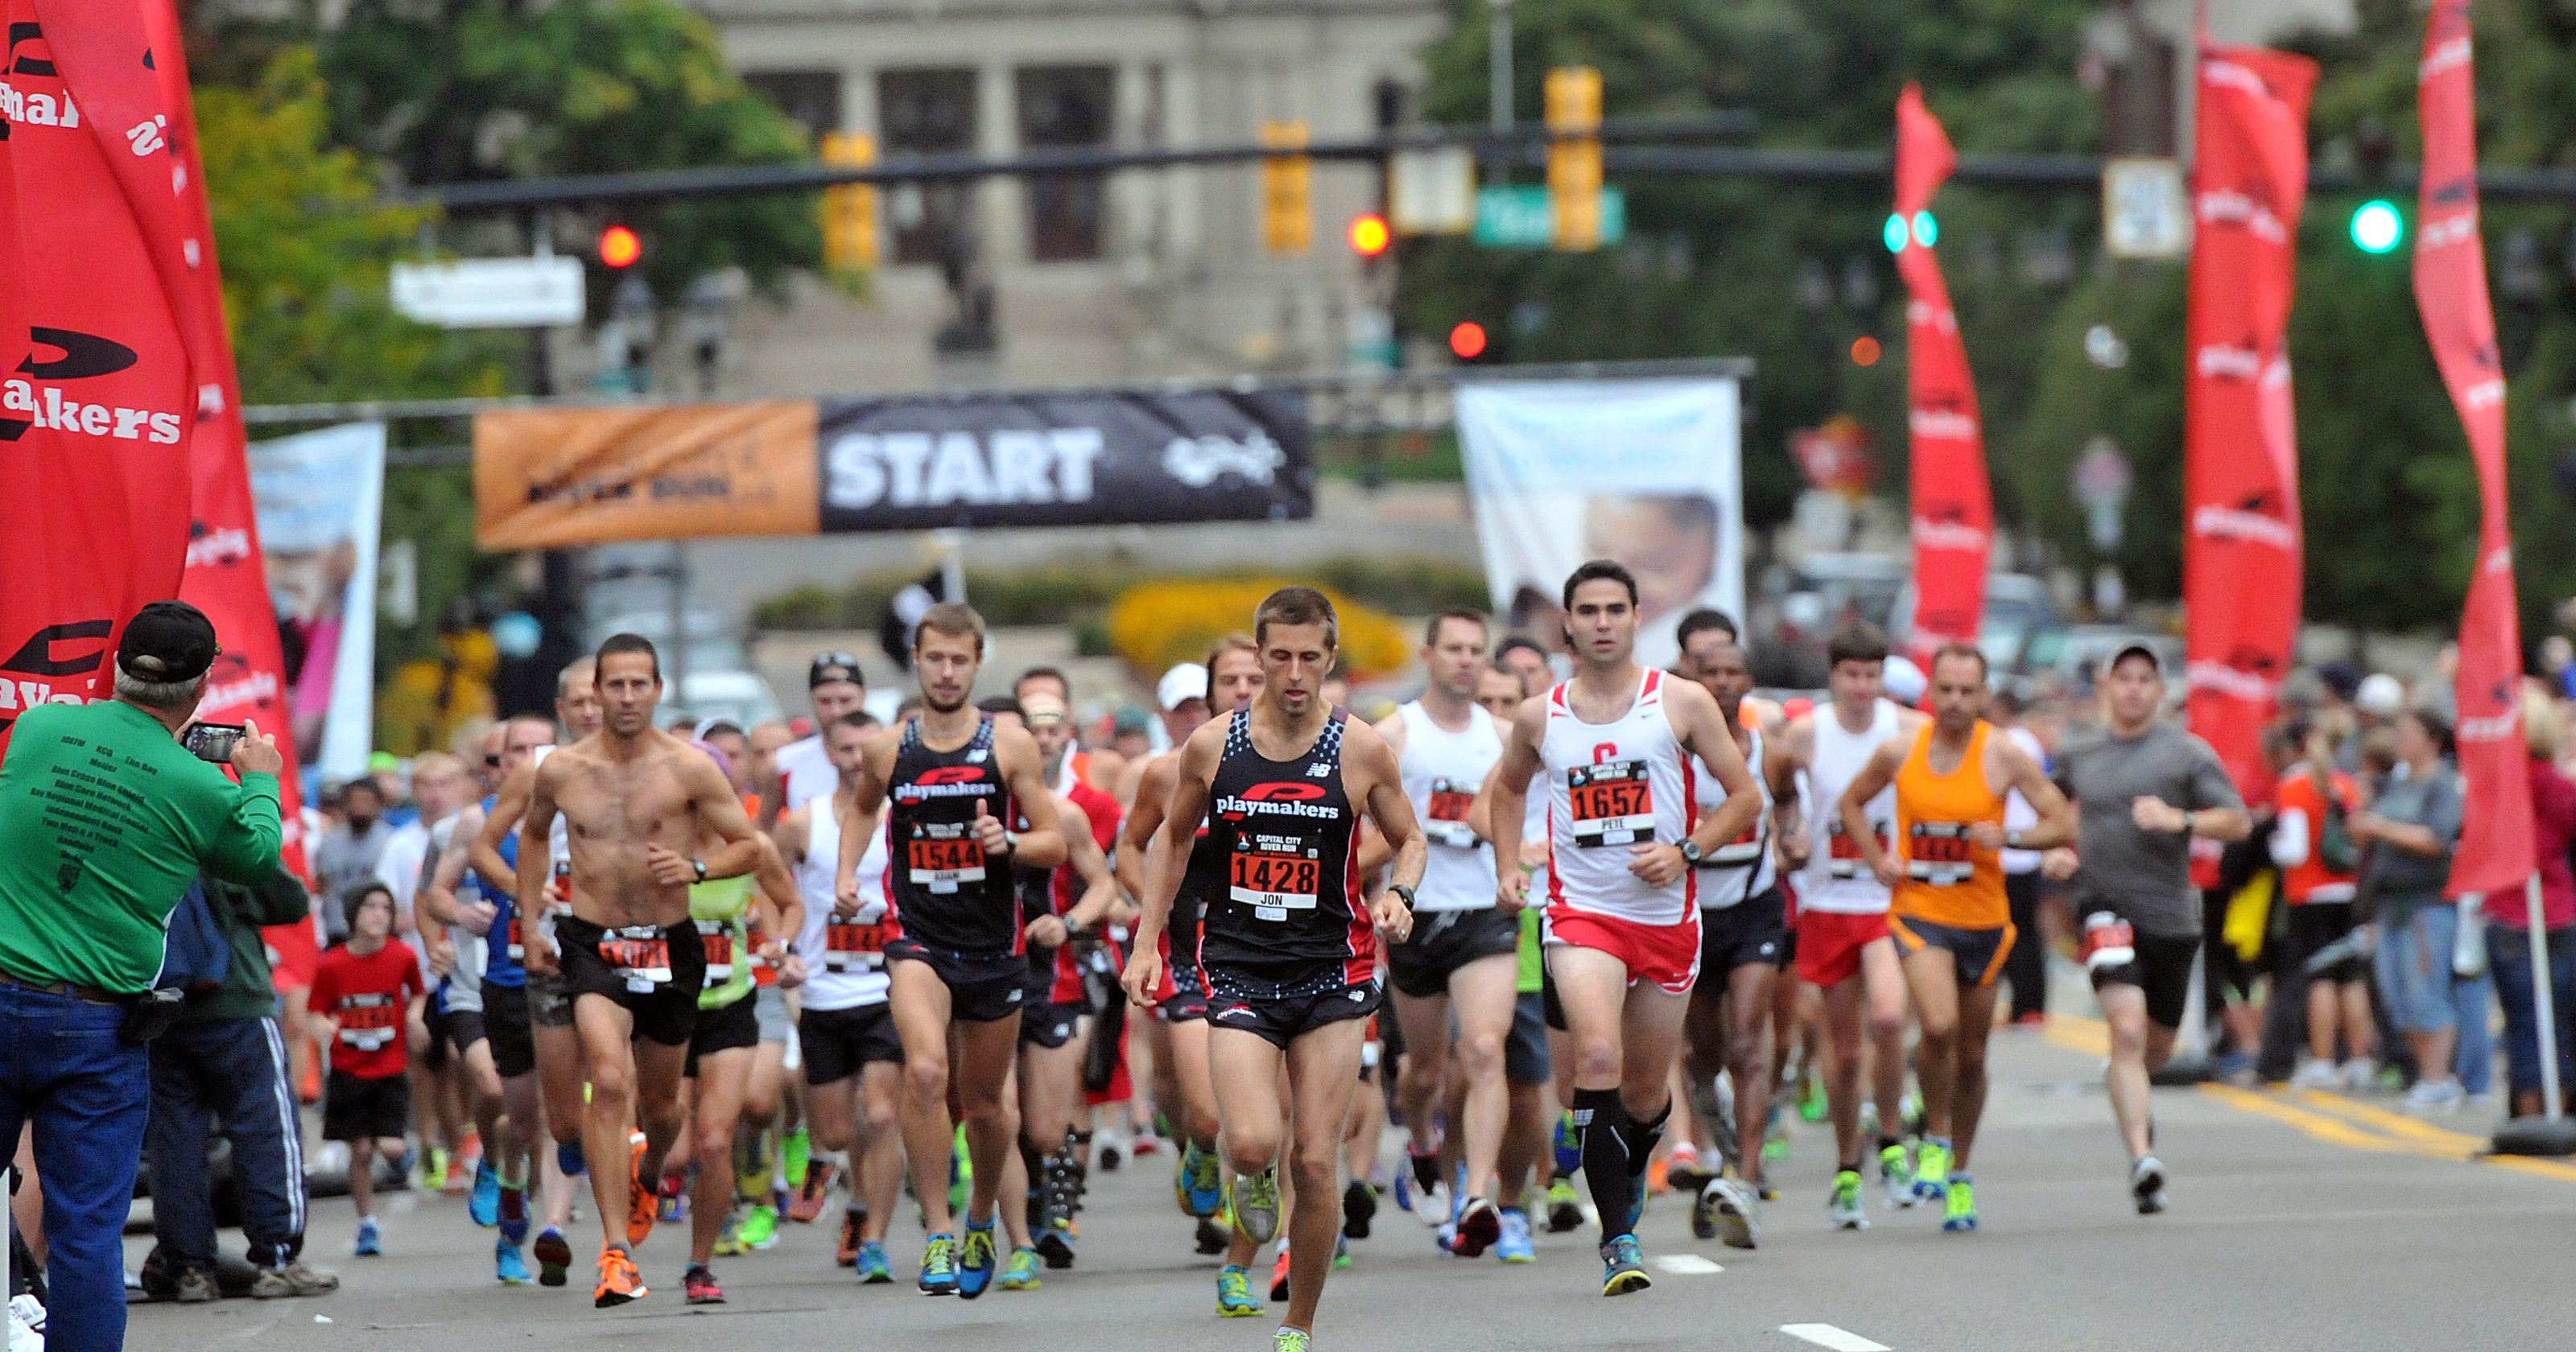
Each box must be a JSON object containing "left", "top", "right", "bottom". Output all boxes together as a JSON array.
[{"left": 0, "top": 328, "right": 185, "bottom": 445}]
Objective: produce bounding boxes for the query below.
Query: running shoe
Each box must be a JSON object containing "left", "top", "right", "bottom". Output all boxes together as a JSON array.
[
  {"left": 683, "top": 1263, "right": 724, "bottom": 1305},
  {"left": 1234, "top": 1166, "right": 1282, "bottom": 1243},
  {"left": 1828, "top": 1169, "right": 1868, "bottom": 1231},
  {"left": 419, "top": 1147, "right": 449, "bottom": 1193},
  {"left": 955, "top": 1221, "right": 999, "bottom": 1300},
  {"left": 557, "top": 1140, "right": 587, "bottom": 1177},
  {"left": 1274, "top": 1329, "right": 1311, "bottom": 1352},
  {"left": 1269, "top": 1245, "right": 1292, "bottom": 1302},
  {"left": 1598, "top": 1234, "right": 1650, "bottom": 1296},
  {"left": 998, "top": 1246, "right": 1042, "bottom": 1291},
  {"left": 468, "top": 1161, "right": 500, "bottom": 1228},
  {"left": 1625, "top": 1169, "right": 1650, "bottom": 1231},
  {"left": 1798, "top": 1077, "right": 1827, "bottom": 1123},
  {"left": 1665, "top": 1143, "right": 1707, "bottom": 1194},
  {"left": 836, "top": 1210, "right": 863, "bottom": 1266},
  {"left": 655, "top": 1173, "right": 687, "bottom": 1225},
  {"left": 1496, "top": 1208, "right": 1537, "bottom": 1263},
  {"left": 593, "top": 1247, "right": 646, "bottom": 1308},
  {"left": 1402, "top": 1147, "right": 1449, "bottom": 1226},
  {"left": 1879, "top": 1143, "right": 1918, "bottom": 1209},
  {"left": 737, "top": 1202, "right": 781, "bottom": 1251},
  {"left": 714, "top": 1209, "right": 750, "bottom": 1257},
  {"left": 1702, "top": 1177, "right": 1758, "bottom": 1250},
  {"left": 919, "top": 1234, "right": 958, "bottom": 1296},
  {"left": 782, "top": 1126, "right": 812, "bottom": 1190},
  {"left": 626, "top": 1135, "right": 655, "bottom": 1247},
  {"left": 1037, "top": 1214, "right": 1078, "bottom": 1268},
  {"left": 1710, "top": 1075, "right": 1741, "bottom": 1178},
  {"left": 354, "top": 1217, "right": 382, "bottom": 1257},
  {"left": 1942, "top": 1174, "right": 1978, "bottom": 1232},
  {"left": 1913, "top": 1140, "right": 1951, "bottom": 1203},
  {"left": 947, "top": 1128, "right": 972, "bottom": 1218},
  {"left": 1133, "top": 1133, "right": 1163, "bottom": 1159},
  {"left": 498, "top": 1184, "right": 530, "bottom": 1245},
  {"left": 495, "top": 1239, "right": 531, "bottom": 1285},
  {"left": 1216, "top": 1263, "right": 1263, "bottom": 1317},
  {"left": 1180, "top": 1140, "right": 1225, "bottom": 1218},
  {"left": 2131, "top": 1156, "right": 2169, "bottom": 1216},
  {"left": 1901, "top": 1092, "right": 1926, "bottom": 1139},
  {"left": 791, "top": 1159, "right": 840, "bottom": 1223},
  {"left": 1451, "top": 1194, "right": 1502, "bottom": 1258},
  {"left": 1341, "top": 1178, "right": 1377, "bottom": 1240},
  {"left": 1544, "top": 1177, "right": 1585, "bottom": 1233},
  {"left": 534, "top": 1226, "right": 572, "bottom": 1288},
  {"left": 857, "top": 1240, "right": 894, "bottom": 1284},
  {"left": 1195, "top": 1213, "right": 1231, "bottom": 1255},
  {"left": 1688, "top": 1176, "right": 1720, "bottom": 1241},
  {"left": 450, "top": 1136, "right": 481, "bottom": 1193},
  {"left": 1333, "top": 1235, "right": 1350, "bottom": 1270},
  {"left": 1553, "top": 1110, "right": 1581, "bottom": 1176}
]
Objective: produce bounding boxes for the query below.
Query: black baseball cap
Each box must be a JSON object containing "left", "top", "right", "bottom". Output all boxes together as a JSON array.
[
  {"left": 808, "top": 652, "right": 865, "bottom": 690},
  {"left": 116, "top": 600, "right": 219, "bottom": 683},
  {"left": 2109, "top": 641, "right": 2163, "bottom": 675}
]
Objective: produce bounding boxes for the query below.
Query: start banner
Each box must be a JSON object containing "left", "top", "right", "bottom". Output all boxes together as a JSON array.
[{"left": 474, "top": 388, "right": 1314, "bottom": 549}]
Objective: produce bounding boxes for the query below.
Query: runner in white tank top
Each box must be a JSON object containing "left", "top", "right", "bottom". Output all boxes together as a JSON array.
[
  {"left": 1485, "top": 563, "right": 1760, "bottom": 1292},
  {"left": 1801, "top": 700, "right": 1904, "bottom": 915}
]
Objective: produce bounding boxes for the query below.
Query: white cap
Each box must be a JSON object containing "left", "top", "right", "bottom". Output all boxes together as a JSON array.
[
  {"left": 2355, "top": 673, "right": 2406, "bottom": 719},
  {"left": 1157, "top": 662, "right": 1210, "bottom": 712},
  {"left": 1884, "top": 653, "right": 1928, "bottom": 706}
]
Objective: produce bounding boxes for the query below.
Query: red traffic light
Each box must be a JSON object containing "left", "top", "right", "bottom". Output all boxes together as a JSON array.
[
  {"left": 599, "top": 225, "right": 642, "bottom": 269},
  {"left": 1448, "top": 320, "right": 1488, "bottom": 361},
  {"left": 1347, "top": 212, "right": 1390, "bottom": 258}
]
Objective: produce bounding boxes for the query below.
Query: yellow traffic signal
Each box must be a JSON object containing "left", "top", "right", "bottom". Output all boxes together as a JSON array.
[
  {"left": 1545, "top": 66, "right": 1603, "bottom": 253},
  {"left": 1261, "top": 121, "right": 1313, "bottom": 256},
  {"left": 820, "top": 131, "right": 877, "bottom": 271}
]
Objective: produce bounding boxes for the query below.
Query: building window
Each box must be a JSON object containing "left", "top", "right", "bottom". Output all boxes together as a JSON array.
[
  {"left": 742, "top": 70, "right": 840, "bottom": 142},
  {"left": 1016, "top": 65, "right": 1114, "bottom": 262},
  {"left": 879, "top": 68, "right": 979, "bottom": 266}
]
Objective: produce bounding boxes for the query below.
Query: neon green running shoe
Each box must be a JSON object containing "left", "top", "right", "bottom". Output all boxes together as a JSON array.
[
  {"left": 1798, "top": 1077, "right": 1827, "bottom": 1123},
  {"left": 997, "top": 1245, "right": 1042, "bottom": 1291},
  {"left": 1913, "top": 1140, "right": 1951, "bottom": 1204},
  {"left": 1828, "top": 1169, "right": 1868, "bottom": 1230},
  {"left": 1878, "top": 1143, "right": 1918, "bottom": 1210},
  {"left": 1232, "top": 1165, "right": 1282, "bottom": 1243},
  {"left": 418, "top": 1147, "right": 449, "bottom": 1193},
  {"left": 1274, "top": 1329, "right": 1312, "bottom": 1352},
  {"left": 1942, "top": 1175, "right": 1978, "bottom": 1232},
  {"left": 1216, "top": 1263, "right": 1263, "bottom": 1317},
  {"left": 736, "top": 1202, "right": 781, "bottom": 1251},
  {"left": 782, "top": 1127, "right": 812, "bottom": 1191},
  {"left": 948, "top": 1126, "right": 972, "bottom": 1218}
]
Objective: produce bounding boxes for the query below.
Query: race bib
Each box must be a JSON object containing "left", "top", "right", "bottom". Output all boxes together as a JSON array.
[
  {"left": 1905, "top": 822, "right": 1975, "bottom": 886},
  {"left": 1228, "top": 831, "right": 1322, "bottom": 921},
  {"left": 1708, "top": 818, "right": 1763, "bottom": 867},
  {"left": 907, "top": 825, "right": 987, "bottom": 893},
  {"left": 601, "top": 927, "right": 673, "bottom": 993},
  {"left": 696, "top": 921, "right": 736, "bottom": 986},
  {"left": 504, "top": 914, "right": 525, "bottom": 962},
  {"left": 336, "top": 993, "right": 397, "bottom": 1052},
  {"left": 824, "top": 918, "right": 892, "bottom": 973},
  {"left": 1567, "top": 760, "right": 1654, "bottom": 847},
  {"left": 1423, "top": 777, "right": 1480, "bottom": 851},
  {"left": 2081, "top": 911, "right": 2136, "bottom": 972},
  {"left": 1825, "top": 820, "right": 1889, "bottom": 880}
]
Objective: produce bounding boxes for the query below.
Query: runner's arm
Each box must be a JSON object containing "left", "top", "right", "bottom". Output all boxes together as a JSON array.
[
  {"left": 471, "top": 759, "right": 534, "bottom": 893},
  {"left": 751, "top": 834, "right": 805, "bottom": 954},
  {"left": 834, "top": 736, "right": 894, "bottom": 909},
  {"left": 514, "top": 763, "right": 562, "bottom": 954},
  {"left": 1768, "top": 717, "right": 1810, "bottom": 865},
  {"left": 1353, "top": 709, "right": 1409, "bottom": 876},
  {"left": 1669, "top": 680, "right": 1761, "bottom": 860},
  {"left": 1344, "top": 721, "right": 1423, "bottom": 942},
  {"left": 679, "top": 753, "right": 765, "bottom": 882},
  {"left": 422, "top": 804, "right": 489, "bottom": 931},
  {"left": 1839, "top": 741, "right": 1905, "bottom": 883},
  {"left": 1134, "top": 727, "right": 1220, "bottom": 954},
  {"left": 1486, "top": 698, "right": 1546, "bottom": 905},
  {"left": 1992, "top": 736, "right": 2076, "bottom": 851},
  {"left": 993, "top": 724, "right": 1067, "bottom": 869},
  {"left": 1113, "top": 756, "right": 1173, "bottom": 904}
]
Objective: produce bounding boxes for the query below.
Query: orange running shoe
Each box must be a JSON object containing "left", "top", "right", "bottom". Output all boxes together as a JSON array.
[
  {"left": 835, "top": 1210, "right": 861, "bottom": 1267},
  {"left": 593, "top": 1247, "right": 647, "bottom": 1308},
  {"left": 790, "top": 1159, "right": 839, "bottom": 1224},
  {"left": 626, "top": 1136, "right": 655, "bottom": 1248}
]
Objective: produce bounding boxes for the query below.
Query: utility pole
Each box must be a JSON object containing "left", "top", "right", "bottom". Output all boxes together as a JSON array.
[{"left": 1488, "top": 0, "right": 1515, "bottom": 179}]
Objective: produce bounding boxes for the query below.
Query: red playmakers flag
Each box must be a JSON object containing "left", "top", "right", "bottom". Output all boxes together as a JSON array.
[
  {"left": 2413, "top": 0, "right": 2535, "bottom": 897},
  {"left": 2181, "top": 43, "right": 2316, "bottom": 796},
  {"left": 1893, "top": 84, "right": 1990, "bottom": 663}
]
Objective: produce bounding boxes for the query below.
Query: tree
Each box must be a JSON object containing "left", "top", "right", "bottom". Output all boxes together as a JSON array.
[{"left": 320, "top": 0, "right": 820, "bottom": 307}]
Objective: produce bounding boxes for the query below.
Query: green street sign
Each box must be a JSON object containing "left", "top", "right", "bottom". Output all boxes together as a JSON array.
[{"left": 1473, "top": 185, "right": 1625, "bottom": 249}]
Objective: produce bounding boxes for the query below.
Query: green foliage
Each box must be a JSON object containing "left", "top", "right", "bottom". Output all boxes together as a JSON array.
[{"left": 320, "top": 0, "right": 821, "bottom": 306}]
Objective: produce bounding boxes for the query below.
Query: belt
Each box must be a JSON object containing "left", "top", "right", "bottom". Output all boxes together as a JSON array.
[{"left": 0, "top": 969, "right": 128, "bottom": 1005}]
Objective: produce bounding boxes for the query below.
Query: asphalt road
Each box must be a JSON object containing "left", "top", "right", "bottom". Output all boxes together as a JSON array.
[{"left": 123, "top": 1011, "right": 2576, "bottom": 1352}]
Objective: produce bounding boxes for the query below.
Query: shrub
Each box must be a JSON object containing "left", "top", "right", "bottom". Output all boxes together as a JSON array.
[{"left": 1104, "top": 579, "right": 1410, "bottom": 680}]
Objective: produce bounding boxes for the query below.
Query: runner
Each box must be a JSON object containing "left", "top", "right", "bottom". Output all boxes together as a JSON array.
[
  {"left": 763, "top": 653, "right": 872, "bottom": 830},
  {"left": 1373, "top": 610, "right": 1517, "bottom": 1256},
  {"left": 1671, "top": 611, "right": 1776, "bottom": 1248},
  {"left": 1839, "top": 644, "right": 2073, "bottom": 1234},
  {"left": 308, "top": 884, "right": 424, "bottom": 1258},
  {"left": 1472, "top": 660, "right": 1555, "bottom": 1263},
  {"left": 1486, "top": 561, "right": 1761, "bottom": 1296},
  {"left": 2037, "top": 644, "right": 2247, "bottom": 1214},
  {"left": 778, "top": 714, "right": 906, "bottom": 1284},
  {"left": 520, "top": 634, "right": 765, "bottom": 1307},
  {"left": 1122, "top": 586, "right": 1425, "bottom": 1352},
  {"left": 833, "top": 604, "right": 1069, "bottom": 1298},
  {"left": 1767, "top": 624, "right": 1921, "bottom": 1229}
]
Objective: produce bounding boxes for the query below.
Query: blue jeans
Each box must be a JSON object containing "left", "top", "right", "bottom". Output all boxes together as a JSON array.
[
  {"left": 149, "top": 1016, "right": 308, "bottom": 1269},
  {"left": 0, "top": 985, "right": 148, "bottom": 1352},
  {"left": 2375, "top": 904, "right": 2460, "bottom": 1034},
  {"left": 2452, "top": 971, "right": 2495, "bottom": 1095},
  {"left": 2488, "top": 927, "right": 2576, "bottom": 1098}
]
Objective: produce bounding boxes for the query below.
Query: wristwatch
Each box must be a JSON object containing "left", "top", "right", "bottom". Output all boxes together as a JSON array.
[
  {"left": 1678, "top": 839, "right": 1705, "bottom": 867},
  {"left": 691, "top": 858, "right": 708, "bottom": 884},
  {"left": 1390, "top": 883, "right": 1417, "bottom": 908},
  {"left": 2003, "top": 830, "right": 2024, "bottom": 851}
]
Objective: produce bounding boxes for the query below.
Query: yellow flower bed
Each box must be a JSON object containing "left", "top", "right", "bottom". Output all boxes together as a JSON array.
[{"left": 1105, "top": 578, "right": 1410, "bottom": 681}]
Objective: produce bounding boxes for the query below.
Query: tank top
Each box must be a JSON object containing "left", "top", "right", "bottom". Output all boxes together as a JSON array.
[
  {"left": 1539, "top": 669, "right": 1695, "bottom": 924},
  {"left": 795, "top": 795, "right": 894, "bottom": 1011},
  {"left": 1801, "top": 699, "right": 1904, "bottom": 916},
  {"left": 691, "top": 874, "right": 756, "bottom": 1009},
  {"left": 1397, "top": 700, "right": 1503, "bottom": 913},
  {"left": 1197, "top": 707, "right": 1368, "bottom": 981},
  {"left": 526, "top": 745, "right": 575, "bottom": 956},
  {"left": 1891, "top": 721, "right": 2009, "bottom": 930},
  {"left": 886, "top": 715, "right": 1019, "bottom": 955},
  {"left": 474, "top": 793, "right": 527, "bottom": 988},
  {"left": 1695, "top": 721, "right": 1773, "bottom": 908}
]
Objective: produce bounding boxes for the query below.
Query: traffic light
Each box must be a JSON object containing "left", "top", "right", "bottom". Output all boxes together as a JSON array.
[
  {"left": 1883, "top": 211, "right": 1936, "bottom": 253},
  {"left": 1348, "top": 212, "right": 1391, "bottom": 260},
  {"left": 1448, "top": 320, "right": 1489, "bottom": 361},
  {"left": 2350, "top": 199, "right": 2404, "bottom": 254},
  {"left": 1261, "top": 122, "right": 1313, "bottom": 257},
  {"left": 598, "top": 224, "right": 642, "bottom": 270},
  {"left": 820, "top": 131, "right": 878, "bottom": 271},
  {"left": 1545, "top": 66, "right": 1604, "bottom": 253}
]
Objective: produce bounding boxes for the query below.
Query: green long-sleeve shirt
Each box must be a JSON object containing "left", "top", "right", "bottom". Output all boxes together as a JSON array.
[{"left": 0, "top": 700, "right": 284, "bottom": 993}]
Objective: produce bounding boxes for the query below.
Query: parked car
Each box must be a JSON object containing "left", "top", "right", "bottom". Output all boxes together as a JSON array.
[
  {"left": 1889, "top": 572, "right": 2060, "bottom": 676},
  {"left": 1748, "top": 553, "right": 1907, "bottom": 687},
  {"left": 2021, "top": 626, "right": 2185, "bottom": 698},
  {"left": 663, "top": 669, "right": 786, "bottom": 732}
]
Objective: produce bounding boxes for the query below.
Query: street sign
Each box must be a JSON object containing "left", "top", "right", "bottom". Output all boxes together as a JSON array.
[
  {"left": 390, "top": 256, "right": 585, "bottom": 328},
  {"left": 1474, "top": 185, "right": 1624, "bottom": 249},
  {"left": 1390, "top": 146, "right": 1476, "bottom": 236},
  {"left": 2102, "top": 157, "right": 2189, "bottom": 260}
]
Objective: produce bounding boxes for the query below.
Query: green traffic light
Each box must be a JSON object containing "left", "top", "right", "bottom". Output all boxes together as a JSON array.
[
  {"left": 2351, "top": 200, "right": 2404, "bottom": 254},
  {"left": 1883, "top": 210, "right": 1938, "bottom": 253},
  {"left": 1884, "top": 212, "right": 1907, "bottom": 253}
]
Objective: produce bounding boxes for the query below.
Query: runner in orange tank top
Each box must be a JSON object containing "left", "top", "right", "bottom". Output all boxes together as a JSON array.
[{"left": 1838, "top": 645, "right": 2070, "bottom": 1233}]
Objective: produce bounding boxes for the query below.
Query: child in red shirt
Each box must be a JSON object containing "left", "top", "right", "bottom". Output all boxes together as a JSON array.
[{"left": 310, "top": 883, "right": 424, "bottom": 1256}]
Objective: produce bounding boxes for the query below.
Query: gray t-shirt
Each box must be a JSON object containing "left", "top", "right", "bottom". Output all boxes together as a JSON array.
[
  {"left": 2054, "top": 722, "right": 2244, "bottom": 936},
  {"left": 313, "top": 818, "right": 392, "bottom": 941},
  {"left": 2359, "top": 765, "right": 2463, "bottom": 919}
]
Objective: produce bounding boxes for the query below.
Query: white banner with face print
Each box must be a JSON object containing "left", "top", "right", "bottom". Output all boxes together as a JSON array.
[
  {"left": 1455, "top": 379, "right": 1744, "bottom": 674},
  {"left": 251, "top": 422, "right": 387, "bottom": 782}
]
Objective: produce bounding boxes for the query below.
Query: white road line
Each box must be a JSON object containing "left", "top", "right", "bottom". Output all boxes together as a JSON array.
[
  {"left": 1780, "top": 1324, "right": 1891, "bottom": 1352},
  {"left": 1650, "top": 1254, "right": 1724, "bottom": 1275}
]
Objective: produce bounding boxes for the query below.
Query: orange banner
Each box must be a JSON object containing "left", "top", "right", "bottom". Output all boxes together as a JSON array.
[{"left": 474, "top": 401, "right": 820, "bottom": 549}]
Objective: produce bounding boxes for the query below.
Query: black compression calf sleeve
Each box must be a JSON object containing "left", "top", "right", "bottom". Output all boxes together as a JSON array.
[
  {"left": 1572, "top": 1086, "right": 1635, "bottom": 1242},
  {"left": 1620, "top": 1097, "right": 1671, "bottom": 1177}
]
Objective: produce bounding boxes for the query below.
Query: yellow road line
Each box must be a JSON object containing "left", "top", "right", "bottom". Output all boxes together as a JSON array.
[{"left": 2198, "top": 1084, "right": 2457, "bottom": 1157}]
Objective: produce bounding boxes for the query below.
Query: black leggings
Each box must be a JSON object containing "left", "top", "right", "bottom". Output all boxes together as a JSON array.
[{"left": 2003, "top": 871, "right": 2046, "bottom": 1021}]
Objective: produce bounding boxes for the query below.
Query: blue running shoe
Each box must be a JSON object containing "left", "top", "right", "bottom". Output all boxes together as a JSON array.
[
  {"left": 919, "top": 1234, "right": 958, "bottom": 1296},
  {"left": 1180, "top": 1140, "right": 1225, "bottom": 1218},
  {"left": 1626, "top": 1171, "right": 1650, "bottom": 1230},
  {"left": 857, "top": 1240, "right": 894, "bottom": 1284},
  {"left": 955, "top": 1221, "right": 998, "bottom": 1300},
  {"left": 1599, "top": 1234, "right": 1650, "bottom": 1296},
  {"left": 557, "top": 1140, "right": 588, "bottom": 1177},
  {"left": 1496, "top": 1208, "right": 1536, "bottom": 1263},
  {"left": 468, "top": 1160, "right": 500, "bottom": 1228},
  {"left": 1553, "top": 1110, "right": 1582, "bottom": 1176},
  {"left": 494, "top": 1239, "right": 531, "bottom": 1285},
  {"left": 354, "top": 1217, "right": 382, "bottom": 1257}
]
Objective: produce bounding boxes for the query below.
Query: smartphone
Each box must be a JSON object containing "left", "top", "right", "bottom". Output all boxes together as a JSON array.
[{"left": 184, "top": 722, "right": 246, "bottom": 764}]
